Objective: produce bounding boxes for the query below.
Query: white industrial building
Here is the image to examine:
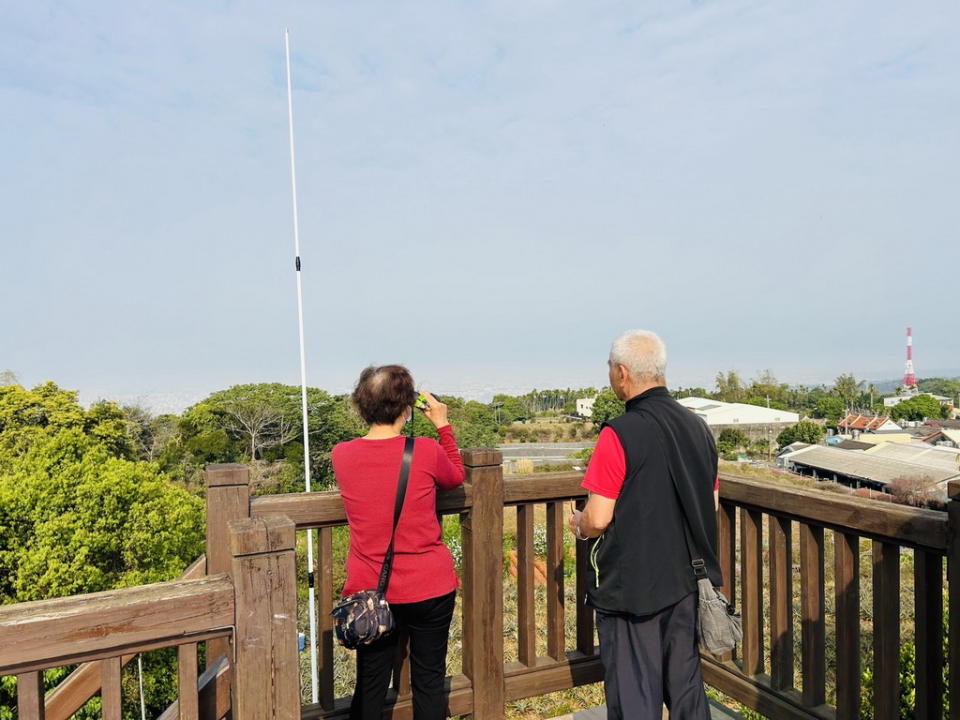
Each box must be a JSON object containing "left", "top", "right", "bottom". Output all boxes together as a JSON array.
[
  {"left": 676, "top": 397, "right": 799, "bottom": 426},
  {"left": 575, "top": 397, "right": 596, "bottom": 418}
]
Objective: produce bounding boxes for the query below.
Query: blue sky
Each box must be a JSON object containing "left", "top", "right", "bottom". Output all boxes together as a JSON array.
[{"left": 2, "top": 1, "right": 958, "bottom": 409}]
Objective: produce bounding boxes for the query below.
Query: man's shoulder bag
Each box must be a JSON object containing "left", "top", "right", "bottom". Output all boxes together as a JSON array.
[
  {"left": 332, "top": 435, "right": 414, "bottom": 650},
  {"left": 647, "top": 412, "right": 742, "bottom": 656}
]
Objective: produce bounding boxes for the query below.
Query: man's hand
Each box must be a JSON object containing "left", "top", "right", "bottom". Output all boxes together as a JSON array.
[{"left": 568, "top": 508, "right": 584, "bottom": 540}]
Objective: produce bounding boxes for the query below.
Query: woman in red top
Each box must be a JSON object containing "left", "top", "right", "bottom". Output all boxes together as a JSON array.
[{"left": 332, "top": 365, "right": 465, "bottom": 720}]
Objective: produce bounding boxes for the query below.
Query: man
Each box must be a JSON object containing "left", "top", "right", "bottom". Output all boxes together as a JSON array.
[{"left": 568, "top": 330, "right": 721, "bottom": 719}]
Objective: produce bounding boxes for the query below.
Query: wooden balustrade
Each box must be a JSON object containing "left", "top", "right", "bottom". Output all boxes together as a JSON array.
[{"left": 5, "top": 459, "right": 960, "bottom": 720}]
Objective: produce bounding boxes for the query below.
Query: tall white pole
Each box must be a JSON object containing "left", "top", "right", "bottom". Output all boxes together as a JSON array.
[{"left": 285, "top": 28, "right": 319, "bottom": 704}]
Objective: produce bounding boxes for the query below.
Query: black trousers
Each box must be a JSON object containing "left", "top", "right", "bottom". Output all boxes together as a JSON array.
[
  {"left": 596, "top": 591, "right": 709, "bottom": 720},
  {"left": 350, "top": 590, "right": 456, "bottom": 720}
]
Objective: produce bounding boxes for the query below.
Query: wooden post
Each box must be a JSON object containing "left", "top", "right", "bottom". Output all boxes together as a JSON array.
[
  {"left": 17, "top": 672, "right": 45, "bottom": 720},
  {"left": 230, "top": 514, "right": 299, "bottom": 720},
  {"left": 948, "top": 480, "right": 960, "bottom": 720},
  {"left": 460, "top": 449, "right": 505, "bottom": 720},
  {"left": 205, "top": 464, "right": 251, "bottom": 668}
]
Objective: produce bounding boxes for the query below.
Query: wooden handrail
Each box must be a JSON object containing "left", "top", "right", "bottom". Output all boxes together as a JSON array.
[
  {"left": 719, "top": 473, "right": 947, "bottom": 552},
  {"left": 0, "top": 575, "right": 233, "bottom": 675},
  {"left": 43, "top": 555, "right": 209, "bottom": 720}
]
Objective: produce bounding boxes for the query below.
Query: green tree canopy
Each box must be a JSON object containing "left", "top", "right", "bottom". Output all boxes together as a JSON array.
[
  {"left": 890, "top": 394, "right": 949, "bottom": 422},
  {"left": 776, "top": 420, "right": 825, "bottom": 448},
  {"left": 590, "top": 389, "right": 625, "bottom": 426},
  {"left": 814, "top": 396, "right": 845, "bottom": 427}
]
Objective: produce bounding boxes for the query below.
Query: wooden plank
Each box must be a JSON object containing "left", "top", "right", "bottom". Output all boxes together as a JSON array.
[
  {"left": 948, "top": 480, "right": 960, "bottom": 720},
  {"left": 739, "top": 508, "right": 763, "bottom": 676},
  {"left": 799, "top": 523, "right": 825, "bottom": 707},
  {"left": 459, "top": 456, "right": 505, "bottom": 719},
  {"left": 503, "top": 472, "right": 584, "bottom": 505},
  {"left": 503, "top": 654, "right": 604, "bottom": 702},
  {"left": 317, "top": 526, "right": 335, "bottom": 710},
  {"left": 0, "top": 576, "right": 234, "bottom": 673},
  {"left": 204, "top": 463, "right": 249, "bottom": 667},
  {"left": 516, "top": 504, "right": 536, "bottom": 666},
  {"left": 545, "top": 501, "right": 566, "bottom": 662},
  {"left": 872, "top": 541, "right": 900, "bottom": 720},
  {"left": 833, "top": 531, "right": 860, "bottom": 719},
  {"left": 300, "top": 674, "right": 474, "bottom": 720},
  {"left": 17, "top": 672, "right": 45, "bottom": 720},
  {"left": 700, "top": 656, "right": 834, "bottom": 720},
  {"left": 915, "top": 550, "right": 944, "bottom": 720},
  {"left": 719, "top": 473, "right": 947, "bottom": 551},
  {"left": 768, "top": 515, "right": 793, "bottom": 690},
  {"left": 100, "top": 657, "right": 122, "bottom": 720},
  {"left": 718, "top": 502, "right": 736, "bottom": 605},
  {"left": 574, "top": 498, "right": 594, "bottom": 656},
  {"left": 178, "top": 643, "right": 199, "bottom": 720},
  {"left": 230, "top": 515, "right": 300, "bottom": 720},
  {"left": 157, "top": 654, "right": 232, "bottom": 720},
  {"left": 43, "top": 557, "right": 208, "bottom": 720},
  {"left": 251, "top": 484, "right": 472, "bottom": 528}
]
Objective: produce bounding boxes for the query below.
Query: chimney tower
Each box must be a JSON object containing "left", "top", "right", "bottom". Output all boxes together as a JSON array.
[{"left": 903, "top": 326, "right": 917, "bottom": 390}]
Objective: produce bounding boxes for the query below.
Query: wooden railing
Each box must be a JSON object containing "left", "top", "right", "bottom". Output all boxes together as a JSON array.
[{"left": 4, "top": 455, "right": 960, "bottom": 720}]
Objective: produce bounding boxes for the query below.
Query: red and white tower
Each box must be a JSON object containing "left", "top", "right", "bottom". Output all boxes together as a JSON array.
[{"left": 903, "top": 326, "right": 918, "bottom": 391}]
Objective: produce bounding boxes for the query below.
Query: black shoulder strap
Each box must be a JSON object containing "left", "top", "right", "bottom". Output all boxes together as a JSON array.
[
  {"left": 377, "top": 436, "right": 415, "bottom": 594},
  {"left": 645, "top": 412, "right": 709, "bottom": 580}
]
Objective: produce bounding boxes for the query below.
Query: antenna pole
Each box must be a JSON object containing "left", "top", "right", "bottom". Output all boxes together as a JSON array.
[{"left": 285, "top": 28, "right": 320, "bottom": 704}]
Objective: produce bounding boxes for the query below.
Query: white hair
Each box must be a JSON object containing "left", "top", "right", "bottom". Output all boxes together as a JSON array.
[{"left": 609, "top": 330, "right": 667, "bottom": 382}]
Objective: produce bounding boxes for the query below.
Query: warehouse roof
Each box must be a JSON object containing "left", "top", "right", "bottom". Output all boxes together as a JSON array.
[{"left": 781, "top": 445, "right": 960, "bottom": 487}]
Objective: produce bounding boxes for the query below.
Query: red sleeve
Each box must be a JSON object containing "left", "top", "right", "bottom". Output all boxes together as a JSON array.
[
  {"left": 580, "top": 427, "right": 626, "bottom": 500},
  {"left": 434, "top": 425, "right": 465, "bottom": 490},
  {"left": 715, "top": 475, "right": 720, "bottom": 491}
]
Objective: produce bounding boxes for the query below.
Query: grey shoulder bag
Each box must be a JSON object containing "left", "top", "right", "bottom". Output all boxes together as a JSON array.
[{"left": 648, "top": 413, "right": 742, "bottom": 656}]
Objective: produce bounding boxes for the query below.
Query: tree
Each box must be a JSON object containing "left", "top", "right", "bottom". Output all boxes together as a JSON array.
[
  {"left": 890, "top": 394, "right": 947, "bottom": 422},
  {"left": 814, "top": 397, "right": 845, "bottom": 427},
  {"left": 715, "top": 371, "right": 745, "bottom": 403},
  {"left": 718, "top": 428, "right": 749, "bottom": 449},
  {"left": 590, "top": 389, "right": 625, "bottom": 427},
  {"left": 0, "top": 370, "right": 19, "bottom": 387},
  {"left": 833, "top": 373, "right": 862, "bottom": 409},
  {"left": 776, "top": 420, "right": 825, "bottom": 448}
]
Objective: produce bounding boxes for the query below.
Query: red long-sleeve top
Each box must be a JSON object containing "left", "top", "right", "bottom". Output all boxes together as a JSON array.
[{"left": 332, "top": 425, "right": 465, "bottom": 604}]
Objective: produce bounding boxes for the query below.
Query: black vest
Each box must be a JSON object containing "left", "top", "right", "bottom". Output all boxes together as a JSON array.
[{"left": 585, "top": 387, "right": 721, "bottom": 616}]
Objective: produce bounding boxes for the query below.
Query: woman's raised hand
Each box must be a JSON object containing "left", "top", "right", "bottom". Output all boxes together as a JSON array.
[{"left": 420, "top": 391, "right": 450, "bottom": 430}]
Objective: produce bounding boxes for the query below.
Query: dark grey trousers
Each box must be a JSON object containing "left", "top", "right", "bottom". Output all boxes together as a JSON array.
[{"left": 596, "top": 591, "right": 709, "bottom": 720}]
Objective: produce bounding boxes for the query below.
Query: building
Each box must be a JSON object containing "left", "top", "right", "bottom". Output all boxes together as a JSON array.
[
  {"left": 676, "top": 397, "right": 799, "bottom": 442},
  {"left": 778, "top": 443, "right": 960, "bottom": 494},
  {"left": 837, "top": 414, "right": 901, "bottom": 434},
  {"left": 575, "top": 397, "right": 596, "bottom": 418}
]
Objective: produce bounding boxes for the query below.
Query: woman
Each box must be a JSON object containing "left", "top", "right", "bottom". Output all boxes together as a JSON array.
[{"left": 332, "top": 364, "right": 465, "bottom": 720}]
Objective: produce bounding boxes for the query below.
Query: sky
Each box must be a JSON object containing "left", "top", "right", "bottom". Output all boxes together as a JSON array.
[{"left": 2, "top": 1, "right": 958, "bottom": 411}]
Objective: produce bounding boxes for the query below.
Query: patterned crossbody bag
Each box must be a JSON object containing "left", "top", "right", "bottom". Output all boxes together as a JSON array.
[{"left": 332, "top": 436, "right": 414, "bottom": 649}]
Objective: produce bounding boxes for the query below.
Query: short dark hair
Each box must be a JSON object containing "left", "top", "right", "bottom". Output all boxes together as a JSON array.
[{"left": 352, "top": 365, "right": 417, "bottom": 425}]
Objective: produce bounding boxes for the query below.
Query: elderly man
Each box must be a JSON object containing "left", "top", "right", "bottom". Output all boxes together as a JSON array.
[{"left": 569, "top": 330, "right": 721, "bottom": 719}]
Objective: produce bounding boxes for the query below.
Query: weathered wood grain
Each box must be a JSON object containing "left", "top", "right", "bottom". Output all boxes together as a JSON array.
[
  {"left": 799, "top": 524, "right": 825, "bottom": 708},
  {"left": 178, "top": 643, "right": 199, "bottom": 720},
  {"left": 516, "top": 504, "right": 536, "bottom": 667},
  {"left": 230, "top": 514, "right": 299, "bottom": 720},
  {"left": 769, "top": 515, "right": 793, "bottom": 691},
  {"left": 833, "top": 531, "right": 860, "bottom": 720},
  {"left": 740, "top": 508, "right": 763, "bottom": 676},
  {"left": 460, "top": 457, "right": 505, "bottom": 719},
  {"left": 545, "top": 501, "right": 566, "bottom": 662},
  {"left": 914, "top": 550, "right": 944, "bottom": 720},
  {"left": 0, "top": 576, "right": 233, "bottom": 673},
  {"left": 872, "top": 542, "right": 900, "bottom": 720},
  {"left": 100, "top": 657, "right": 122, "bottom": 720},
  {"left": 17, "top": 672, "right": 45, "bottom": 720}
]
